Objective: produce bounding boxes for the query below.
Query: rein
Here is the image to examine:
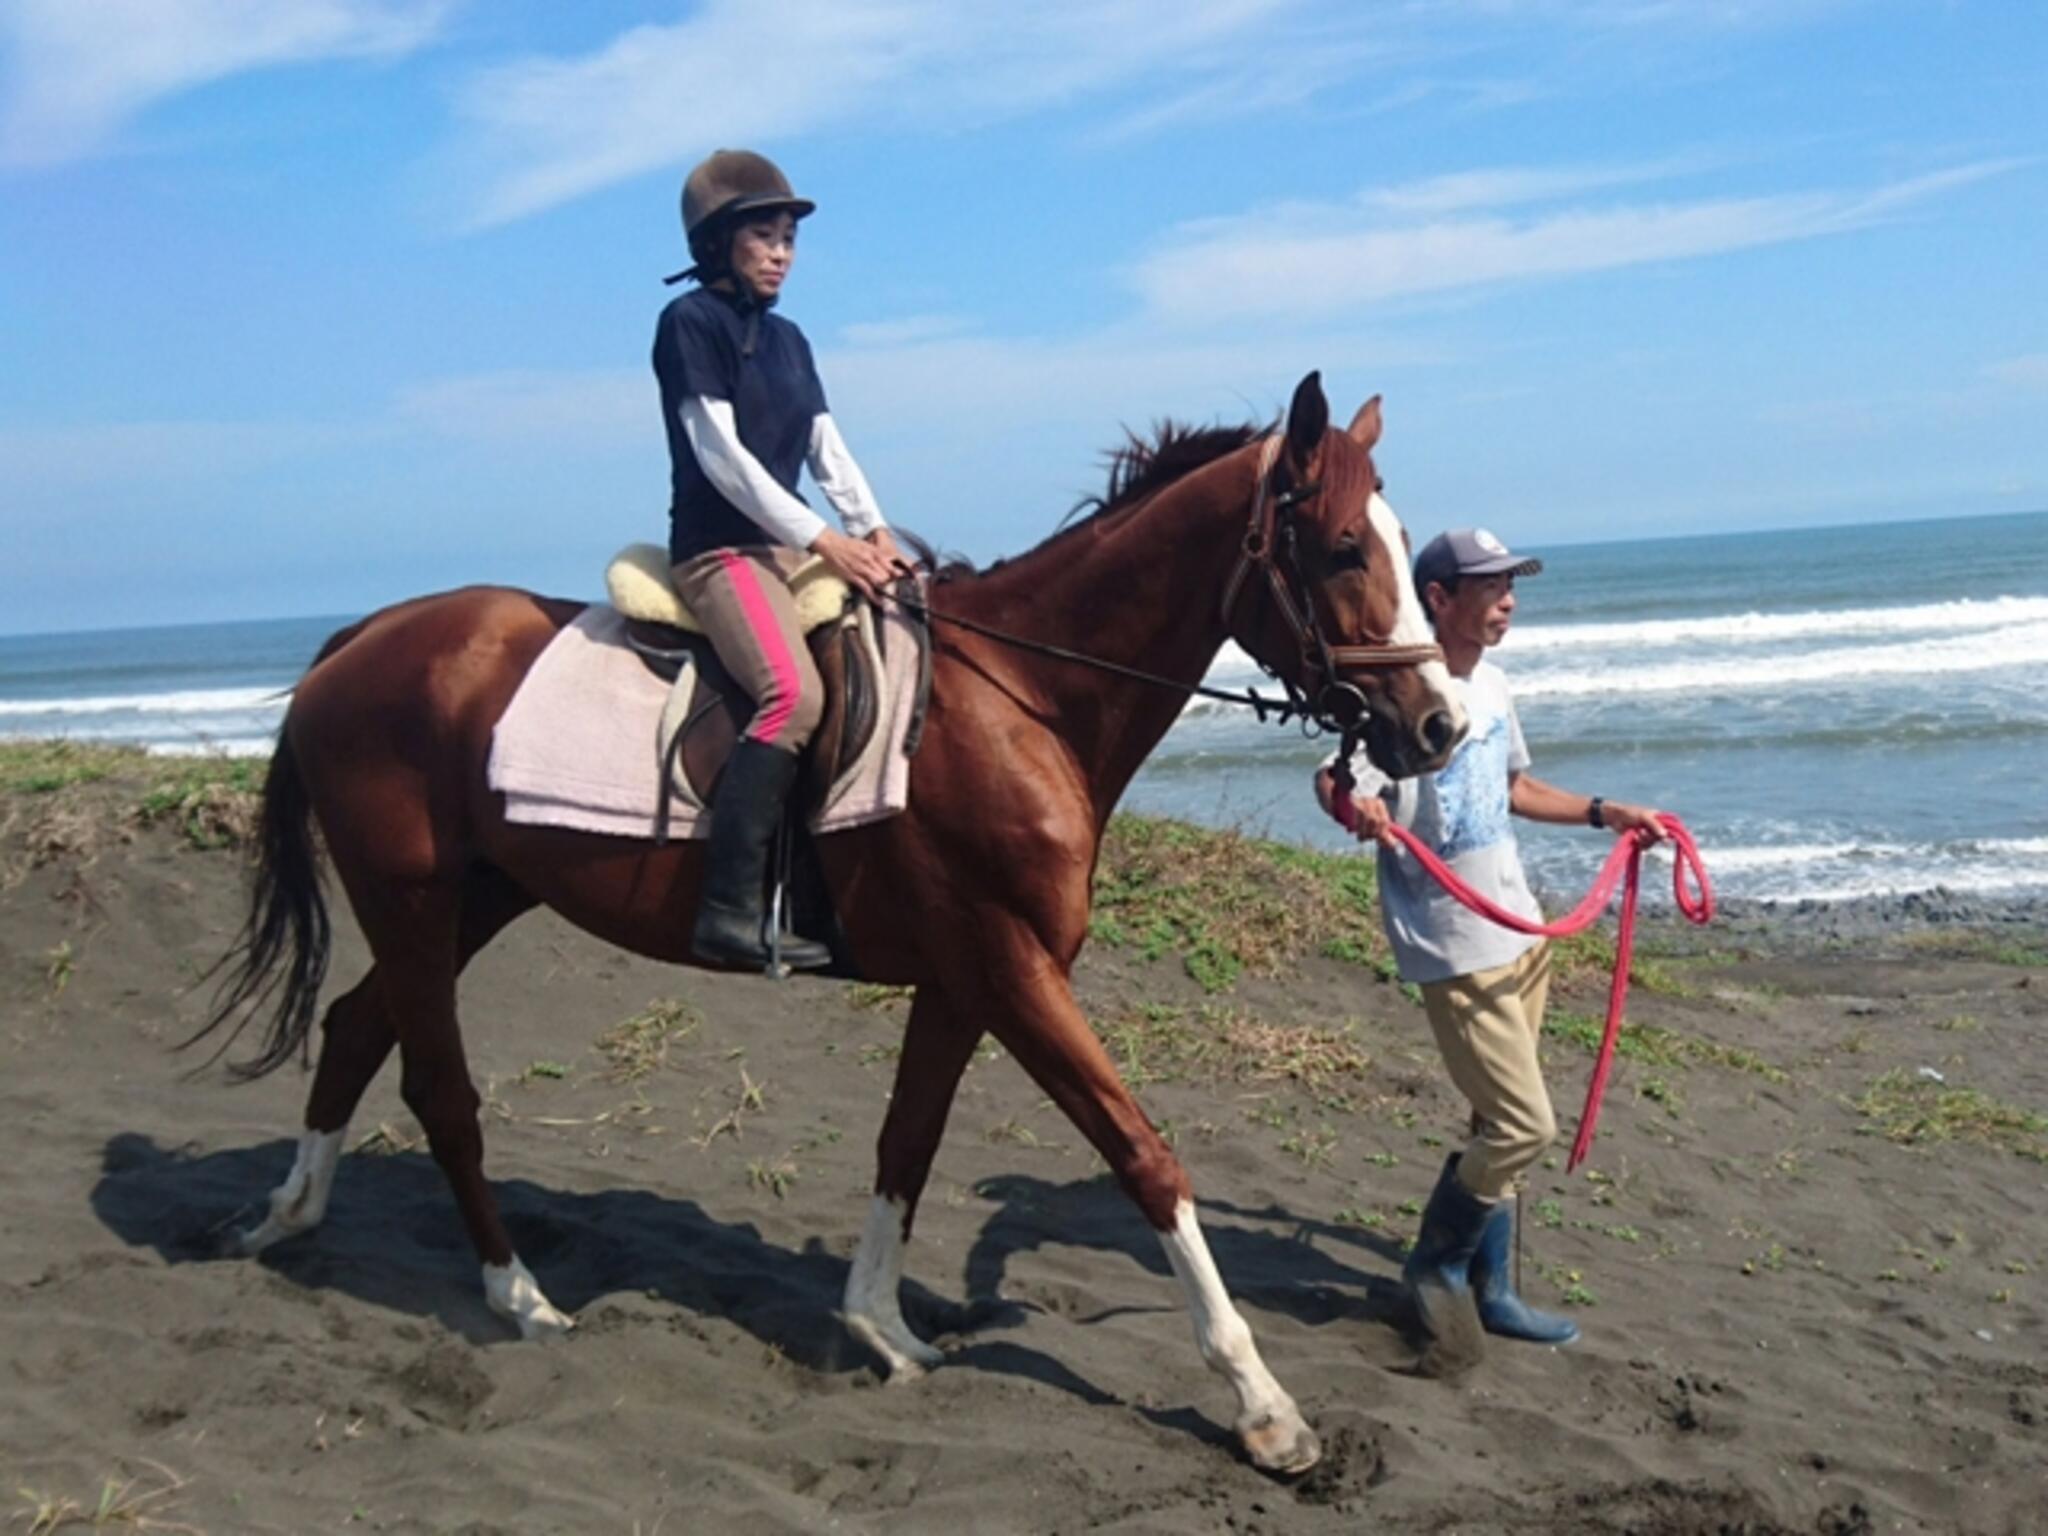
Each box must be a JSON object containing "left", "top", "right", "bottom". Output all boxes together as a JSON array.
[
  {"left": 1330, "top": 755, "right": 1714, "bottom": 1170},
  {"left": 889, "top": 434, "right": 1443, "bottom": 736},
  {"left": 888, "top": 587, "right": 1319, "bottom": 725}
]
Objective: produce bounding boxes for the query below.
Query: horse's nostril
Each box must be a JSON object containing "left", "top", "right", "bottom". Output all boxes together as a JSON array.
[{"left": 1421, "top": 710, "right": 1456, "bottom": 756}]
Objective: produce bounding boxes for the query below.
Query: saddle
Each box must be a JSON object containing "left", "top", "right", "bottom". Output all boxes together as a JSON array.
[{"left": 603, "top": 544, "right": 885, "bottom": 838}]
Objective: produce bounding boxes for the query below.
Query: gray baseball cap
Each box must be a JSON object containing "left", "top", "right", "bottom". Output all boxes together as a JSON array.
[{"left": 1413, "top": 527, "right": 1544, "bottom": 591}]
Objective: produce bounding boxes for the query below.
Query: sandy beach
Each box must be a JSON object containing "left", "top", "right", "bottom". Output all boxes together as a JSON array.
[{"left": 2, "top": 749, "right": 2042, "bottom": 1535}]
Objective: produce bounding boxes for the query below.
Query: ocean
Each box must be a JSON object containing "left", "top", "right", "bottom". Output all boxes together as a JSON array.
[{"left": 4, "top": 510, "right": 2045, "bottom": 909}]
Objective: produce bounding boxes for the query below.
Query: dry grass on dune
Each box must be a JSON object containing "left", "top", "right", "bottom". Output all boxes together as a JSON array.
[{"left": 0, "top": 742, "right": 263, "bottom": 882}]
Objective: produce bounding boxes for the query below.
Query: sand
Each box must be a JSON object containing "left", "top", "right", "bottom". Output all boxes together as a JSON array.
[{"left": 1, "top": 780, "right": 2043, "bottom": 1535}]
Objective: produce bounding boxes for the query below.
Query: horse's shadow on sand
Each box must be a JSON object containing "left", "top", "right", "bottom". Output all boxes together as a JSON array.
[
  {"left": 965, "top": 1173, "right": 1410, "bottom": 1333},
  {"left": 93, "top": 1136, "right": 1407, "bottom": 1446}
]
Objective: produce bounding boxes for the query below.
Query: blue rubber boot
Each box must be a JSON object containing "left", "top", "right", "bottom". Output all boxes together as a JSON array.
[
  {"left": 1470, "top": 1198, "right": 1580, "bottom": 1345},
  {"left": 1401, "top": 1156, "right": 1491, "bottom": 1369}
]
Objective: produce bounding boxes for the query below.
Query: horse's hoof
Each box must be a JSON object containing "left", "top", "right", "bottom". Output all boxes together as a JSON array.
[
  {"left": 484, "top": 1258, "right": 574, "bottom": 1340},
  {"left": 234, "top": 1217, "right": 305, "bottom": 1256},
  {"left": 512, "top": 1301, "right": 576, "bottom": 1340},
  {"left": 846, "top": 1313, "right": 944, "bottom": 1380},
  {"left": 1240, "top": 1408, "right": 1321, "bottom": 1476}
]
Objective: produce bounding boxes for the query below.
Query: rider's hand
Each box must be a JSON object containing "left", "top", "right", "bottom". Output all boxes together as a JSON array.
[
  {"left": 809, "top": 527, "right": 898, "bottom": 601},
  {"left": 1602, "top": 801, "right": 1668, "bottom": 844},
  {"left": 865, "top": 527, "right": 916, "bottom": 580}
]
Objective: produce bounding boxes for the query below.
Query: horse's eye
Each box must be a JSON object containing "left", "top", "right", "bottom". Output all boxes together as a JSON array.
[
  {"left": 1328, "top": 543, "right": 1366, "bottom": 573},
  {"left": 1374, "top": 476, "right": 1386, "bottom": 494}
]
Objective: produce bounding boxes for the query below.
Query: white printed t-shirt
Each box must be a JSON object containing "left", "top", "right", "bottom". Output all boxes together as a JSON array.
[{"left": 1327, "top": 659, "right": 1544, "bottom": 985}]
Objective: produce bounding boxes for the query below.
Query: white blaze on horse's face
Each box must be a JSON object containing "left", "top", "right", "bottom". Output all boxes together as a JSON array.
[{"left": 1367, "top": 490, "right": 1465, "bottom": 747}]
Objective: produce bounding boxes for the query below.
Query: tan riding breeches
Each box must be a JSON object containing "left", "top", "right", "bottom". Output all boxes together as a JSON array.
[
  {"left": 670, "top": 545, "right": 825, "bottom": 755},
  {"left": 1418, "top": 941, "right": 1556, "bottom": 1201}
]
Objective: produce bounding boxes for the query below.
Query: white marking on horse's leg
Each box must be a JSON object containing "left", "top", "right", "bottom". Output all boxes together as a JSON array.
[
  {"left": 843, "top": 1193, "right": 943, "bottom": 1379},
  {"left": 238, "top": 1127, "right": 347, "bottom": 1255},
  {"left": 1158, "top": 1198, "right": 1321, "bottom": 1475},
  {"left": 483, "top": 1256, "right": 575, "bottom": 1339}
]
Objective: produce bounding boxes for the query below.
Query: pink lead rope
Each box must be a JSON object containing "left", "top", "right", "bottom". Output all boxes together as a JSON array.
[{"left": 1332, "top": 789, "right": 1714, "bottom": 1170}]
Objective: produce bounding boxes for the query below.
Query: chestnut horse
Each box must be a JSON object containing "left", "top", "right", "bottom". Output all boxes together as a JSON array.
[{"left": 200, "top": 372, "right": 1463, "bottom": 1474}]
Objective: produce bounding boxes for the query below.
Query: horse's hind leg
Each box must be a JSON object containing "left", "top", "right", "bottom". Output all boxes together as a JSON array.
[
  {"left": 844, "top": 986, "right": 983, "bottom": 1378},
  {"left": 341, "top": 873, "right": 571, "bottom": 1339},
  {"left": 237, "top": 866, "right": 537, "bottom": 1265},
  {"left": 236, "top": 972, "right": 388, "bottom": 1254}
]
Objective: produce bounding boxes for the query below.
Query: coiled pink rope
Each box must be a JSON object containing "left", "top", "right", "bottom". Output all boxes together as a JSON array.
[{"left": 1333, "top": 796, "right": 1713, "bottom": 1169}]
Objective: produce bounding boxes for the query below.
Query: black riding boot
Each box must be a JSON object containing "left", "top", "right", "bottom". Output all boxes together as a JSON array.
[{"left": 691, "top": 740, "right": 832, "bottom": 972}]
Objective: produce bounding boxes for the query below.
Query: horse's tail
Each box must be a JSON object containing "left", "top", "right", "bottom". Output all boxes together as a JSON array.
[{"left": 183, "top": 620, "right": 361, "bottom": 1080}]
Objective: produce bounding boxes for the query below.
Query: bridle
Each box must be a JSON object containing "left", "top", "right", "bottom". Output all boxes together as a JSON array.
[
  {"left": 1220, "top": 436, "right": 1444, "bottom": 734},
  {"left": 889, "top": 433, "right": 1444, "bottom": 737}
]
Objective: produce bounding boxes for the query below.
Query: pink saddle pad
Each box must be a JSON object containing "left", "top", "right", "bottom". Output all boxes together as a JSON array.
[{"left": 486, "top": 603, "right": 921, "bottom": 841}]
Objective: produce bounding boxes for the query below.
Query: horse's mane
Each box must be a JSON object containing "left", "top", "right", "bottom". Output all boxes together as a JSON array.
[{"left": 930, "top": 419, "right": 1265, "bottom": 583}]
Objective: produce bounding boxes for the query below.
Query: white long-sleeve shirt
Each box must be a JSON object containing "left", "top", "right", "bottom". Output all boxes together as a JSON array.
[{"left": 679, "top": 395, "right": 886, "bottom": 550}]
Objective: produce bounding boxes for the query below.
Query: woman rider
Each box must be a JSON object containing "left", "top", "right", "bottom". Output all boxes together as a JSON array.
[{"left": 654, "top": 149, "right": 908, "bottom": 972}]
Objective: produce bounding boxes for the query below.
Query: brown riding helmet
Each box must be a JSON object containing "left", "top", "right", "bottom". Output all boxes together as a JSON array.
[{"left": 664, "top": 149, "right": 815, "bottom": 284}]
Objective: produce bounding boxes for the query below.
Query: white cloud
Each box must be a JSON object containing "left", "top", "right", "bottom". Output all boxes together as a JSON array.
[
  {"left": 443, "top": 0, "right": 1320, "bottom": 227},
  {"left": 393, "top": 368, "right": 647, "bottom": 445},
  {"left": 0, "top": 0, "right": 448, "bottom": 167},
  {"left": 1133, "top": 161, "right": 2022, "bottom": 323},
  {"left": 435, "top": 0, "right": 1876, "bottom": 227},
  {"left": 819, "top": 325, "right": 1448, "bottom": 442},
  {"left": 377, "top": 324, "right": 1441, "bottom": 453},
  {"left": 836, "top": 314, "right": 978, "bottom": 349},
  {"left": 1986, "top": 353, "right": 2048, "bottom": 391},
  {"left": 1363, "top": 161, "right": 1697, "bottom": 215},
  {"left": 0, "top": 417, "right": 356, "bottom": 488}
]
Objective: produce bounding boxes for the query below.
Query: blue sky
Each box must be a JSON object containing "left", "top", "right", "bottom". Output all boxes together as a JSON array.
[{"left": 1, "top": 0, "right": 2043, "bottom": 634}]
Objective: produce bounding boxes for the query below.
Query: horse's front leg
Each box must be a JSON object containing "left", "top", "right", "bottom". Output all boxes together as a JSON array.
[
  {"left": 962, "top": 926, "right": 1321, "bottom": 1476},
  {"left": 844, "top": 985, "right": 983, "bottom": 1378}
]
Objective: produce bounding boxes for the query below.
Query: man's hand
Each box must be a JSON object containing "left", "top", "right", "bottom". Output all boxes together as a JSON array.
[
  {"left": 809, "top": 527, "right": 900, "bottom": 601},
  {"left": 1316, "top": 768, "right": 1399, "bottom": 847},
  {"left": 1602, "top": 801, "right": 1668, "bottom": 844}
]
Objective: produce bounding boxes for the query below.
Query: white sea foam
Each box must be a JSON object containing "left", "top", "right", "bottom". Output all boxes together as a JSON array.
[
  {"left": 1610, "top": 834, "right": 2048, "bottom": 903},
  {"left": 149, "top": 737, "right": 275, "bottom": 758},
  {"left": 1501, "top": 594, "right": 2048, "bottom": 654},
  {"left": 1201, "top": 600, "right": 2048, "bottom": 702},
  {"left": 1769, "top": 866, "right": 2048, "bottom": 902},
  {"left": 1509, "top": 619, "right": 2048, "bottom": 699},
  {"left": 1679, "top": 836, "right": 2048, "bottom": 872},
  {"left": 0, "top": 685, "right": 287, "bottom": 718}
]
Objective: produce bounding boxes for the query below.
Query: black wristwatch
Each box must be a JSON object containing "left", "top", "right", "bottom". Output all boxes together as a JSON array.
[{"left": 1587, "top": 796, "right": 1607, "bottom": 830}]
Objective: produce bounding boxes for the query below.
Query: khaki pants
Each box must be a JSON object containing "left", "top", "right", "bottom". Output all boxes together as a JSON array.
[
  {"left": 671, "top": 545, "right": 825, "bottom": 755},
  {"left": 1418, "top": 941, "right": 1555, "bottom": 1201}
]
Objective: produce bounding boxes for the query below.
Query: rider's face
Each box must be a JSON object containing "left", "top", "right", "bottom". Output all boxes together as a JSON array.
[{"left": 730, "top": 212, "right": 797, "bottom": 300}]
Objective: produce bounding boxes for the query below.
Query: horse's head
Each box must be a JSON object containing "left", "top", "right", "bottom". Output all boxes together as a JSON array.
[{"left": 1224, "top": 372, "right": 1467, "bottom": 778}]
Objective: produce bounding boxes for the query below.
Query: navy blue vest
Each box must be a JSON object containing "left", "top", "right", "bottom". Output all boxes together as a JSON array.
[{"left": 654, "top": 285, "right": 829, "bottom": 563}]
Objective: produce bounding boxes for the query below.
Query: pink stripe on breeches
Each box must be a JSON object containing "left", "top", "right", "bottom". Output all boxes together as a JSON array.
[{"left": 670, "top": 546, "right": 825, "bottom": 752}]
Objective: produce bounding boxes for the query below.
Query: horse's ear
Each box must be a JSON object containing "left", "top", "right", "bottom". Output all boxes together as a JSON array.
[
  {"left": 1346, "top": 394, "right": 1383, "bottom": 451},
  {"left": 1284, "top": 371, "right": 1329, "bottom": 472}
]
